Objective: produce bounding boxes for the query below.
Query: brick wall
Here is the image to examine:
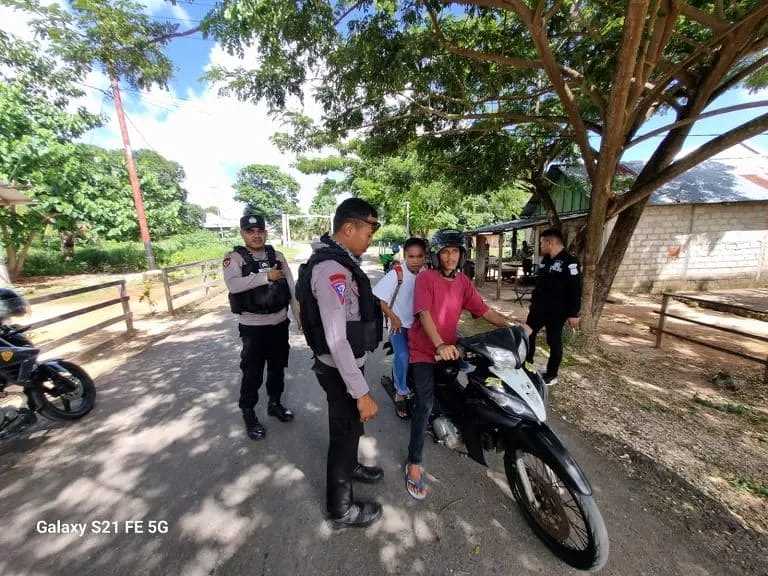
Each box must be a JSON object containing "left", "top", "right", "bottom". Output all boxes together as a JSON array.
[{"left": 611, "top": 202, "right": 768, "bottom": 292}]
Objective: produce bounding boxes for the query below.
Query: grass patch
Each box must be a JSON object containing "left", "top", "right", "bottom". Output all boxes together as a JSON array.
[
  {"left": 692, "top": 394, "right": 768, "bottom": 426},
  {"left": 22, "top": 232, "right": 300, "bottom": 276},
  {"left": 693, "top": 394, "right": 749, "bottom": 415},
  {"left": 729, "top": 477, "right": 768, "bottom": 500}
]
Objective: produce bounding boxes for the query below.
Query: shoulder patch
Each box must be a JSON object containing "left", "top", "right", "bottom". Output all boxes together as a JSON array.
[
  {"left": 223, "top": 256, "right": 232, "bottom": 268},
  {"left": 568, "top": 263, "right": 579, "bottom": 276},
  {"left": 329, "top": 273, "right": 347, "bottom": 304}
]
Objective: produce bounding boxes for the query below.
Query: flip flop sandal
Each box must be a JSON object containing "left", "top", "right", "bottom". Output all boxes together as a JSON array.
[
  {"left": 394, "top": 396, "right": 410, "bottom": 420},
  {"left": 404, "top": 465, "right": 428, "bottom": 500}
]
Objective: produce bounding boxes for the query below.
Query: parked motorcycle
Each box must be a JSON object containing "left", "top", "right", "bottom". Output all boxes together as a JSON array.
[
  {"left": 0, "top": 288, "right": 96, "bottom": 440},
  {"left": 426, "top": 326, "right": 609, "bottom": 571}
]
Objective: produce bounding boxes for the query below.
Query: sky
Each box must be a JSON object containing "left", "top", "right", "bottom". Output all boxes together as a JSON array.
[{"left": 3, "top": 1, "right": 767, "bottom": 220}]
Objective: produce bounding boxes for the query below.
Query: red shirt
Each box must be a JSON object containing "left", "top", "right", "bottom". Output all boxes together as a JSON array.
[{"left": 409, "top": 269, "right": 489, "bottom": 364}]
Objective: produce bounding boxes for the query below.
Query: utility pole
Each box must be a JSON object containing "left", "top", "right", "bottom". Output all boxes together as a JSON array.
[
  {"left": 111, "top": 75, "right": 156, "bottom": 270},
  {"left": 405, "top": 201, "right": 411, "bottom": 236}
]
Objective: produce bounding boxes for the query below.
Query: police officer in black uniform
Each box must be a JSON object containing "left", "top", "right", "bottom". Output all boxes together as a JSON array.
[
  {"left": 224, "top": 212, "right": 299, "bottom": 441},
  {"left": 525, "top": 228, "right": 581, "bottom": 386}
]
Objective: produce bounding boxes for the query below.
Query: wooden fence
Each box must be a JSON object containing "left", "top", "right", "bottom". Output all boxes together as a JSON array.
[
  {"left": 161, "top": 259, "right": 224, "bottom": 315},
  {"left": 654, "top": 292, "right": 768, "bottom": 383},
  {"left": 24, "top": 280, "right": 133, "bottom": 352}
]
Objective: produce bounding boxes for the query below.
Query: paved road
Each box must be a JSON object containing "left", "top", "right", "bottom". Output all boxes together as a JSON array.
[{"left": 0, "top": 264, "right": 735, "bottom": 576}]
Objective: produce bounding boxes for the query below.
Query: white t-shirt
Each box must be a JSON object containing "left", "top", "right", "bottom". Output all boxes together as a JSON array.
[{"left": 372, "top": 265, "right": 418, "bottom": 328}]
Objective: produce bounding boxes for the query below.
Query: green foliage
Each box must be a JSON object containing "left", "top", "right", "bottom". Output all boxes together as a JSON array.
[
  {"left": 233, "top": 164, "right": 300, "bottom": 223},
  {"left": 730, "top": 477, "right": 768, "bottom": 500},
  {"left": 6, "top": 0, "right": 188, "bottom": 90},
  {"left": 23, "top": 231, "right": 268, "bottom": 276},
  {"left": 375, "top": 223, "right": 407, "bottom": 245}
]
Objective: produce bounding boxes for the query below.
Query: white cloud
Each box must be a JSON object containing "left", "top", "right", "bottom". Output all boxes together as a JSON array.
[{"left": 86, "top": 42, "right": 326, "bottom": 218}]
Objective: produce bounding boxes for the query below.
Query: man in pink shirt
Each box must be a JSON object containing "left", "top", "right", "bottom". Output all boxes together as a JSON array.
[{"left": 405, "top": 229, "right": 516, "bottom": 500}]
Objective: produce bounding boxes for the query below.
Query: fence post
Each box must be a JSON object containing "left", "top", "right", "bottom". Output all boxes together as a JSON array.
[
  {"left": 162, "top": 268, "right": 174, "bottom": 315},
  {"left": 655, "top": 293, "right": 670, "bottom": 348},
  {"left": 119, "top": 280, "right": 133, "bottom": 332}
]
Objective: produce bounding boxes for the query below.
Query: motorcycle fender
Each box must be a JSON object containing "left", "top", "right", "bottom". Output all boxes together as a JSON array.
[
  {"left": 463, "top": 399, "right": 524, "bottom": 466},
  {"left": 512, "top": 424, "right": 593, "bottom": 496},
  {"left": 32, "top": 361, "right": 77, "bottom": 392}
]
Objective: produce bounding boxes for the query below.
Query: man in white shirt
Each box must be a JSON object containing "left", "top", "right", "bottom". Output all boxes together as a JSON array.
[{"left": 372, "top": 237, "right": 428, "bottom": 419}]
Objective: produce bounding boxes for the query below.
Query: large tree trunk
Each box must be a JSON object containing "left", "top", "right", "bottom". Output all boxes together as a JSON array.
[{"left": 60, "top": 231, "right": 75, "bottom": 259}]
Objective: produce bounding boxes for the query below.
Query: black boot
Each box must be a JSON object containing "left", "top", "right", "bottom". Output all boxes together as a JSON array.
[
  {"left": 329, "top": 500, "right": 382, "bottom": 529},
  {"left": 267, "top": 400, "right": 294, "bottom": 422},
  {"left": 351, "top": 463, "right": 383, "bottom": 484},
  {"left": 241, "top": 409, "right": 266, "bottom": 441}
]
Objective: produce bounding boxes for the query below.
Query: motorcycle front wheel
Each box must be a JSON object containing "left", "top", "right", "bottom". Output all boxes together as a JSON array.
[
  {"left": 504, "top": 446, "right": 609, "bottom": 572},
  {"left": 29, "top": 361, "right": 96, "bottom": 421}
]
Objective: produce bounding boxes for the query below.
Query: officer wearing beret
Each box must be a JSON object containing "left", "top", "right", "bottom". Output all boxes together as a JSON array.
[{"left": 224, "top": 212, "right": 300, "bottom": 441}]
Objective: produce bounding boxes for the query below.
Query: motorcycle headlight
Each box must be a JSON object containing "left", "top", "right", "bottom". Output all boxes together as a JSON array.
[
  {"left": 483, "top": 386, "right": 537, "bottom": 420},
  {"left": 516, "top": 337, "right": 527, "bottom": 366}
]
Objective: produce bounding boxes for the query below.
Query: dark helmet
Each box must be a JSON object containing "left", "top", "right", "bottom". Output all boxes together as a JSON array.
[
  {"left": 0, "top": 288, "right": 29, "bottom": 320},
  {"left": 429, "top": 229, "right": 466, "bottom": 276}
]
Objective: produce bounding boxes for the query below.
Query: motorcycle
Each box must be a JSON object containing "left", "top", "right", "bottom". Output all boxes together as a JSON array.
[
  {"left": 425, "top": 326, "right": 609, "bottom": 571},
  {"left": 0, "top": 288, "right": 96, "bottom": 440}
]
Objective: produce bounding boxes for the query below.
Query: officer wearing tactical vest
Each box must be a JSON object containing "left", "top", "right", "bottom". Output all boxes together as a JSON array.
[
  {"left": 295, "top": 198, "right": 384, "bottom": 529},
  {"left": 224, "top": 212, "right": 299, "bottom": 441}
]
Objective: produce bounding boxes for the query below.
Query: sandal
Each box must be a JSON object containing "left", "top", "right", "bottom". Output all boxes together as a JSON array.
[
  {"left": 404, "top": 464, "right": 428, "bottom": 500},
  {"left": 394, "top": 394, "right": 410, "bottom": 420}
]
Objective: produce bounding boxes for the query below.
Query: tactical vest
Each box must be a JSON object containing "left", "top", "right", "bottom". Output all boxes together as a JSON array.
[
  {"left": 228, "top": 245, "right": 292, "bottom": 315},
  {"left": 295, "top": 237, "right": 383, "bottom": 359}
]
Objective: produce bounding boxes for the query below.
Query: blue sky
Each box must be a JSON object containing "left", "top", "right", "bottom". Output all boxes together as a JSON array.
[{"left": 4, "top": 1, "right": 767, "bottom": 218}]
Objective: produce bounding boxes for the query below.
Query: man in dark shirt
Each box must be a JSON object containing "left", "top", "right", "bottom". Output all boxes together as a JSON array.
[{"left": 525, "top": 228, "right": 581, "bottom": 386}]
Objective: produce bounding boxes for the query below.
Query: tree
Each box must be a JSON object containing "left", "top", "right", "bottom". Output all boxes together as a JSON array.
[
  {"left": 297, "top": 145, "right": 528, "bottom": 235},
  {"left": 233, "top": 164, "right": 300, "bottom": 222},
  {"left": 207, "top": 0, "right": 768, "bottom": 333},
  {"left": 310, "top": 179, "right": 342, "bottom": 215},
  {"left": 6, "top": 0, "right": 206, "bottom": 269},
  {"left": 0, "top": 78, "right": 100, "bottom": 278}
]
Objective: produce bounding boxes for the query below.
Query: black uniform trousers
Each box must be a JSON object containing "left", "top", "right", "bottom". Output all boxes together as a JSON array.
[
  {"left": 525, "top": 312, "right": 566, "bottom": 378},
  {"left": 238, "top": 320, "right": 290, "bottom": 411},
  {"left": 313, "top": 359, "right": 364, "bottom": 518}
]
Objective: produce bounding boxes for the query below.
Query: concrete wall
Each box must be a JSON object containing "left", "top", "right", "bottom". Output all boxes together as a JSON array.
[{"left": 611, "top": 202, "right": 768, "bottom": 293}]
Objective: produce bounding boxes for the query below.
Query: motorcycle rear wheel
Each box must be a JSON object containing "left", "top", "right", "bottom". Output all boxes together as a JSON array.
[
  {"left": 504, "top": 446, "right": 609, "bottom": 571},
  {"left": 30, "top": 361, "right": 96, "bottom": 421}
]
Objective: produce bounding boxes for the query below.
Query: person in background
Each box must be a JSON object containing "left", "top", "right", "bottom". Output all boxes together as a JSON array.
[
  {"left": 521, "top": 240, "right": 534, "bottom": 277},
  {"left": 524, "top": 228, "right": 581, "bottom": 386},
  {"left": 372, "top": 237, "right": 428, "bottom": 419}
]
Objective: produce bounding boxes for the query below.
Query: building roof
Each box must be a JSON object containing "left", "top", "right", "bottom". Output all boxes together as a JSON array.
[
  {"left": 0, "top": 183, "right": 32, "bottom": 206},
  {"left": 468, "top": 143, "right": 768, "bottom": 235},
  {"left": 203, "top": 213, "right": 240, "bottom": 229},
  {"left": 628, "top": 144, "right": 768, "bottom": 205}
]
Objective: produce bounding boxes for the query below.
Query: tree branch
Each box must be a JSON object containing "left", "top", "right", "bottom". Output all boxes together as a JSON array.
[
  {"left": 609, "top": 111, "right": 768, "bottom": 217},
  {"left": 409, "top": 100, "right": 603, "bottom": 132},
  {"left": 677, "top": 1, "right": 730, "bottom": 33},
  {"left": 426, "top": 7, "right": 544, "bottom": 71},
  {"left": 151, "top": 25, "right": 202, "bottom": 44},
  {"left": 627, "top": 99, "right": 768, "bottom": 148},
  {"left": 596, "top": 0, "right": 650, "bottom": 190},
  {"left": 526, "top": 13, "right": 597, "bottom": 179},
  {"left": 634, "top": 3, "right": 768, "bottom": 121},
  {"left": 334, "top": 0, "right": 366, "bottom": 25},
  {"left": 710, "top": 53, "right": 768, "bottom": 102}
]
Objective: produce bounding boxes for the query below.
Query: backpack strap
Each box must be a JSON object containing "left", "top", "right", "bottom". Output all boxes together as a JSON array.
[{"left": 388, "top": 263, "right": 404, "bottom": 309}]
